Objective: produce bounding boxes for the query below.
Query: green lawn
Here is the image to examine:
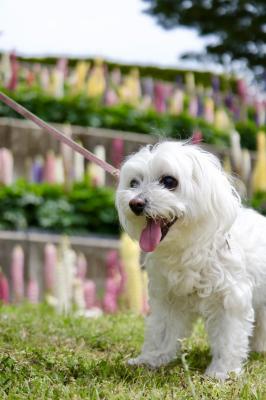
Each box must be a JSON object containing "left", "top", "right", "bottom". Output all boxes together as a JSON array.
[{"left": 0, "top": 305, "right": 265, "bottom": 399}]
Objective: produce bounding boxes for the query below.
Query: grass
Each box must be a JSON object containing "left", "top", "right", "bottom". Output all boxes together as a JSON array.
[{"left": 0, "top": 305, "right": 266, "bottom": 399}]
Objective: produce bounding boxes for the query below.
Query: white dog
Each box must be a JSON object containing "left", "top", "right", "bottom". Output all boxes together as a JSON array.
[{"left": 115, "top": 141, "right": 266, "bottom": 380}]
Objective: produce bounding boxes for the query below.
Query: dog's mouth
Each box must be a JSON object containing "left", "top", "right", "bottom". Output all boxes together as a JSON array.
[{"left": 139, "top": 217, "right": 177, "bottom": 253}]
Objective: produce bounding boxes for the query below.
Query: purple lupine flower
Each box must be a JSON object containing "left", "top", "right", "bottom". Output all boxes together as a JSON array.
[
  {"left": 212, "top": 76, "right": 220, "bottom": 93},
  {"left": 197, "top": 95, "right": 204, "bottom": 117},
  {"left": 32, "top": 156, "right": 44, "bottom": 183},
  {"left": 141, "top": 77, "right": 154, "bottom": 98}
]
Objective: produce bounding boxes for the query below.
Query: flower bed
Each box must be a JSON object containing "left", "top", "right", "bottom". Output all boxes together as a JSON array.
[
  {"left": 11, "top": 53, "right": 237, "bottom": 89},
  {"left": 0, "top": 55, "right": 265, "bottom": 151}
]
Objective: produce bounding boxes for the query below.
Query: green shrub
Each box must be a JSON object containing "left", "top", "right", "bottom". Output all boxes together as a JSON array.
[
  {"left": 250, "top": 192, "right": 266, "bottom": 216},
  {"left": 0, "top": 89, "right": 231, "bottom": 147},
  {"left": 236, "top": 120, "right": 259, "bottom": 151},
  {"left": 0, "top": 180, "right": 119, "bottom": 236}
]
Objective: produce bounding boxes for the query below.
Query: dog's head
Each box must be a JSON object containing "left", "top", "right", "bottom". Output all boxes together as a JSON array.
[{"left": 116, "top": 141, "right": 240, "bottom": 253}]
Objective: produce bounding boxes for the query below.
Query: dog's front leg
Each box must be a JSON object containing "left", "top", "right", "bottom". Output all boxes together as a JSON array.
[
  {"left": 204, "top": 287, "right": 254, "bottom": 381},
  {"left": 128, "top": 296, "right": 195, "bottom": 368}
]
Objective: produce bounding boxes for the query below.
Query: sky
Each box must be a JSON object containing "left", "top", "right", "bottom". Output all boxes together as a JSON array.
[{"left": 0, "top": 0, "right": 207, "bottom": 68}]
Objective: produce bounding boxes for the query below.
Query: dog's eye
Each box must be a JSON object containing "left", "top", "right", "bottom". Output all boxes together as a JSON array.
[
  {"left": 130, "top": 179, "right": 139, "bottom": 188},
  {"left": 160, "top": 176, "right": 178, "bottom": 190}
]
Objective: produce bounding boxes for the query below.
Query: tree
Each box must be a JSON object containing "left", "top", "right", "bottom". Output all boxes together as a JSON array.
[{"left": 143, "top": 0, "right": 266, "bottom": 70}]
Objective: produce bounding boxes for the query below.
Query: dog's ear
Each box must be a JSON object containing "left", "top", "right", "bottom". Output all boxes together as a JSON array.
[{"left": 188, "top": 147, "right": 240, "bottom": 232}]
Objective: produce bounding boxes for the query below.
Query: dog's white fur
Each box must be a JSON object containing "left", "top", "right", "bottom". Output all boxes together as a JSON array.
[{"left": 116, "top": 141, "right": 266, "bottom": 380}]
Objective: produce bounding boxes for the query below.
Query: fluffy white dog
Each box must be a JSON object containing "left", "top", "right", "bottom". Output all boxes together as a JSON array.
[{"left": 115, "top": 140, "right": 266, "bottom": 380}]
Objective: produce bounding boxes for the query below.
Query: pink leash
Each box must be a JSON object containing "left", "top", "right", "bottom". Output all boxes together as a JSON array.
[{"left": 0, "top": 92, "right": 120, "bottom": 179}]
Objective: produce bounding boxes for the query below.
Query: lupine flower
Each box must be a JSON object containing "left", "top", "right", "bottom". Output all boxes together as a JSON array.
[
  {"left": 154, "top": 82, "right": 167, "bottom": 113},
  {"left": 87, "top": 59, "right": 106, "bottom": 98},
  {"left": 91, "top": 145, "right": 106, "bottom": 186},
  {"left": 0, "top": 148, "right": 13, "bottom": 185},
  {"left": 252, "top": 131, "right": 266, "bottom": 192},
  {"left": 73, "top": 142, "right": 84, "bottom": 182},
  {"left": 84, "top": 279, "right": 96, "bottom": 309},
  {"left": 185, "top": 72, "right": 195, "bottom": 94},
  {"left": 31, "top": 156, "right": 44, "bottom": 183},
  {"left": 241, "top": 149, "right": 251, "bottom": 186},
  {"left": 75, "top": 61, "right": 90, "bottom": 93},
  {"left": 11, "top": 245, "right": 24, "bottom": 302},
  {"left": 0, "top": 269, "right": 9, "bottom": 303},
  {"left": 76, "top": 253, "right": 87, "bottom": 281},
  {"left": 73, "top": 277, "right": 86, "bottom": 310},
  {"left": 44, "top": 243, "right": 57, "bottom": 294},
  {"left": 7, "top": 52, "right": 19, "bottom": 91},
  {"left": 103, "top": 250, "right": 121, "bottom": 313},
  {"left": 44, "top": 151, "right": 56, "bottom": 183},
  {"left": 204, "top": 97, "right": 215, "bottom": 124},
  {"left": 27, "top": 278, "right": 39, "bottom": 304},
  {"left": 192, "top": 130, "right": 202, "bottom": 145},
  {"left": 169, "top": 88, "right": 184, "bottom": 115},
  {"left": 111, "top": 138, "right": 124, "bottom": 169},
  {"left": 55, "top": 156, "right": 64, "bottom": 184},
  {"left": 120, "top": 233, "right": 143, "bottom": 314},
  {"left": 230, "top": 130, "right": 242, "bottom": 173}
]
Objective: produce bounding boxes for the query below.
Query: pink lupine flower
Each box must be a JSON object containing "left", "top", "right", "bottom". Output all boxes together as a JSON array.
[
  {"left": 7, "top": 52, "right": 19, "bottom": 91},
  {"left": 84, "top": 279, "right": 96, "bottom": 309},
  {"left": 103, "top": 278, "right": 118, "bottom": 313},
  {"left": 76, "top": 253, "right": 87, "bottom": 281},
  {"left": 27, "top": 278, "right": 39, "bottom": 304},
  {"left": 44, "top": 151, "right": 56, "bottom": 183},
  {"left": 111, "top": 138, "right": 124, "bottom": 169},
  {"left": 103, "top": 250, "right": 123, "bottom": 313},
  {"left": 44, "top": 243, "right": 57, "bottom": 293},
  {"left": 192, "top": 130, "right": 202, "bottom": 145},
  {"left": 0, "top": 270, "right": 9, "bottom": 303},
  {"left": 0, "top": 148, "right": 13, "bottom": 185},
  {"left": 154, "top": 82, "right": 167, "bottom": 113}
]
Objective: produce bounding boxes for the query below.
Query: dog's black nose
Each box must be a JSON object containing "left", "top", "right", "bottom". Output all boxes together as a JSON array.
[{"left": 129, "top": 198, "right": 146, "bottom": 216}]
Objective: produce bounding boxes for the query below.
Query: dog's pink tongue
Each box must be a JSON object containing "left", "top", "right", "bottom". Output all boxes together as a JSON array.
[{"left": 140, "top": 219, "right": 162, "bottom": 252}]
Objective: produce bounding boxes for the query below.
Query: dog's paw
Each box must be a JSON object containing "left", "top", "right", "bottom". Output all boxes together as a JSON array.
[
  {"left": 127, "top": 353, "right": 174, "bottom": 368},
  {"left": 205, "top": 361, "right": 241, "bottom": 381},
  {"left": 205, "top": 367, "right": 229, "bottom": 381},
  {"left": 127, "top": 356, "right": 144, "bottom": 366}
]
